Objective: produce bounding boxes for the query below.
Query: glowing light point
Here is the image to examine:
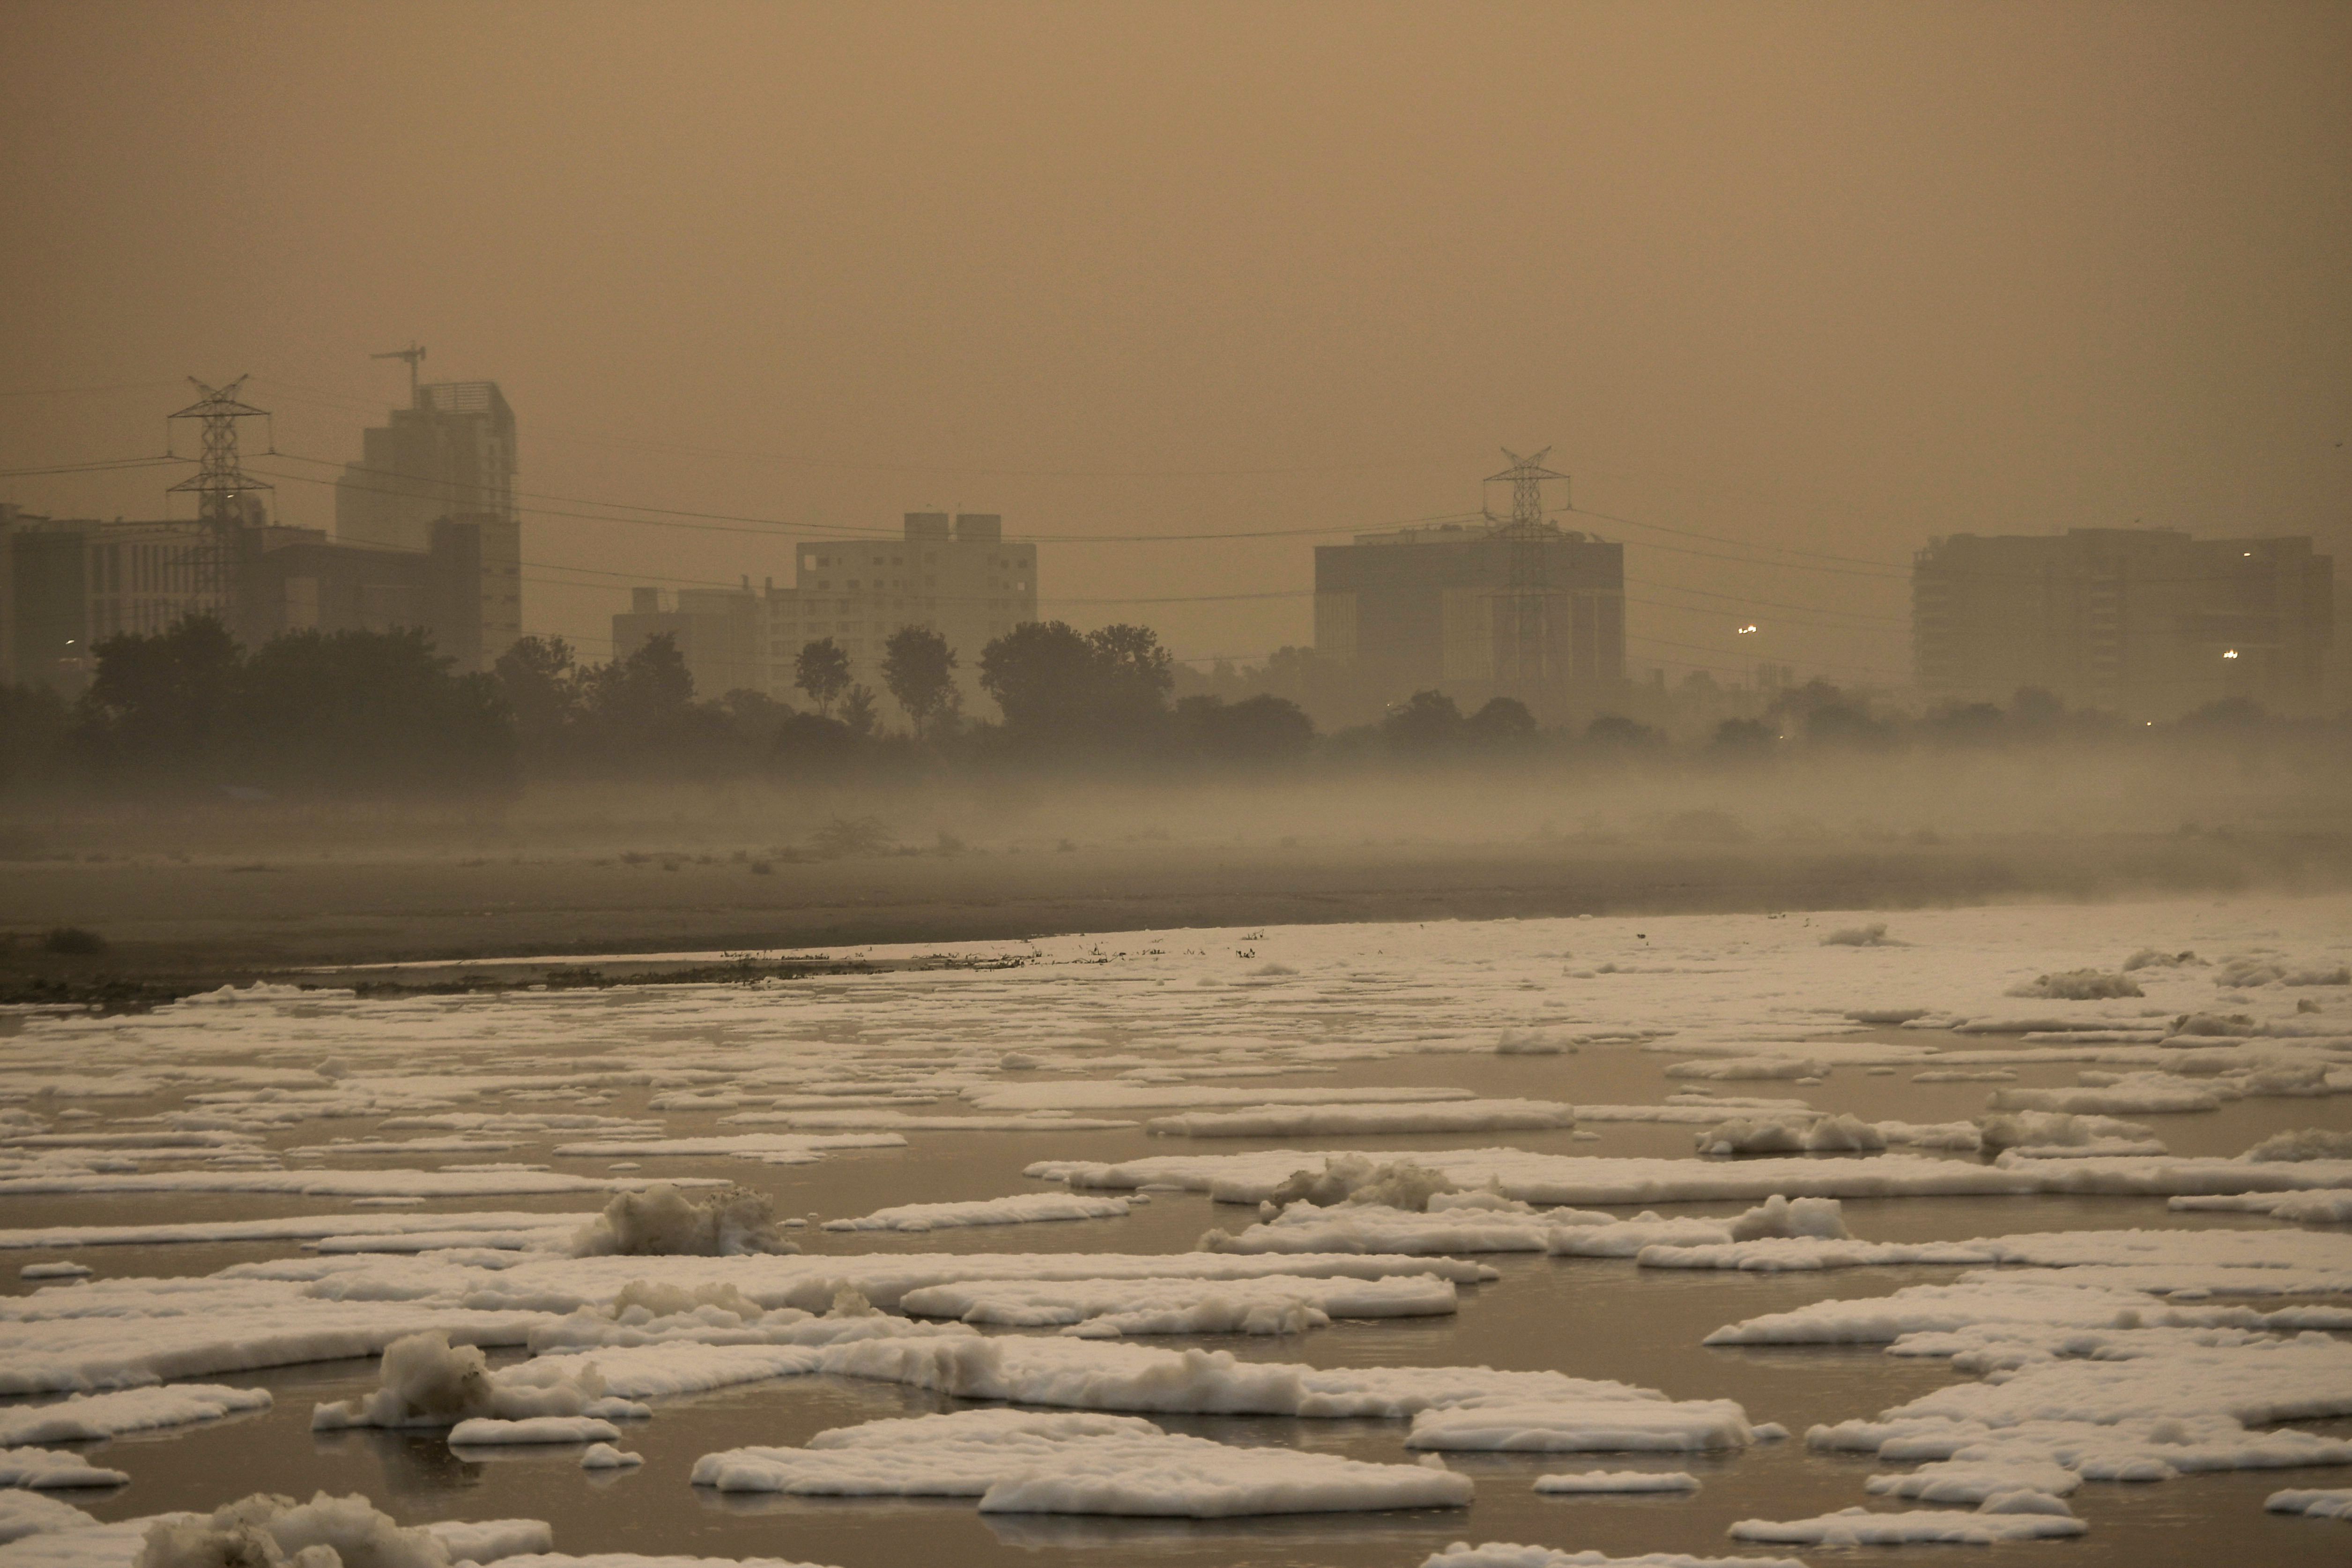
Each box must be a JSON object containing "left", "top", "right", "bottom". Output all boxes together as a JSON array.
[{"left": 2223, "top": 649, "right": 2240, "bottom": 659}]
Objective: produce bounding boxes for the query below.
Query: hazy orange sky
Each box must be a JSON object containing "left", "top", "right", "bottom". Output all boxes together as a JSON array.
[{"left": 4, "top": 0, "right": 2345, "bottom": 687}]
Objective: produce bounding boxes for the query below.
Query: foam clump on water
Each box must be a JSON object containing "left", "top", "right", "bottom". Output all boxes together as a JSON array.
[
  {"left": 0, "top": 1446, "right": 131, "bottom": 1489},
  {"left": 612, "top": 1279, "right": 766, "bottom": 1321},
  {"left": 2215, "top": 956, "right": 2352, "bottom": 988},
  {"left": 1730, "top": 1502, "right": 2085, "bottom": 1545},
  {"left": 1977, "top": 1110, "right": 2158, "bottom": 1153},
  {"left": 580, "top": 1443, "right": 642, "bottom": 1470},
  {"left": 1261, "top": 1155, "right": 1463, "bottom": 1216},
  {"left": 311, "top": 1332, "right": 605, "bottom": 1430},
  {"left": 1423, "top": 1546, "right": 1808, "bottom": 1568},
  {"left": 570, "top": 1183, "right": 798, "bottom": 1257},
  {"left": 0, "top": 1492, "right": 100, "bottom": 1544},
  {"left": 135, "top": 1492, "right": 453, "bottom": 1568},
  {"left": 1695, "top": 1115, "right": 1883, "bottom": 1158},
  {"left": 2006, "top": 969, "right": 2141, "bottom": 1000},
  {"left": 1725, "top": 1195, "right": 1849, "bottom": 1242},
  {"left": 2243, "top": 1128, "right": 2352, "bottom": 1163},
  {"left": 693, "top": 1406, "right": 1476, "bottom": 1516}
]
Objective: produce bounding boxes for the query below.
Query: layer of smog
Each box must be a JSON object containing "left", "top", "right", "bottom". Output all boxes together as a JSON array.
[{"left": 2, "top": 7, "right": 2347, "bottom": 1568}]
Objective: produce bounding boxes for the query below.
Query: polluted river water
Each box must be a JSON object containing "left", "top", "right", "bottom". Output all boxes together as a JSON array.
[{"left": 4, "top": 896, "right": 2352, "bottom": 1568}]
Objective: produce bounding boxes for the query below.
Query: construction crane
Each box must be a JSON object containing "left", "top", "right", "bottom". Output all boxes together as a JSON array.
[{"left": 371, "top": 342, "right": 426, "bottom": 404}]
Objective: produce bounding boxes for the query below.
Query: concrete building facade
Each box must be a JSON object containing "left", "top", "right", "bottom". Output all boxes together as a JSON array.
[
  {"left": 2, "top": 504, "right": 516, "bottom": 695},
  {"left": 612, "top": 513, "right": 1038, "bottom": 711},
  {"left": 1912, "top": 527, "right": 2334, "bottom": 718},
  {"left": 1313, "top": 519, "right": 1625, "bottom": 715}
]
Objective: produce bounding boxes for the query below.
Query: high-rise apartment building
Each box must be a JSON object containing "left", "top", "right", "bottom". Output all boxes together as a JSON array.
[
  {"left": 1313, "top": 519, "right": 1625, "bottom": 712},
  {"left": 1912, "top": 528, "right": 2333, "bottom": 718},
  {"left": 612, "top": 513, "right": 1038, "bottom": 712},
  {"left": 334, "top": 380, "right": 520, "bottom": 669}
]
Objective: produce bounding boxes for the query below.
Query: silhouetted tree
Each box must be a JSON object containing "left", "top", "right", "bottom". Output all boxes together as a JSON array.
[
  {"left": 2180, "top": 696, "right": 2268, "bottom": 731},
  {"left": 1088, "top": 623, "right": 1174, "bottom": 721},
  {"left": 494, "top": 635, "right": 583, "bottom": 755},
  {"left": 1707, "top": 717, "right": 1777, "bottom": 758},
  {"left": 73, "top": 620, "right": 511, "bottom": 794},
  {"left": 980, "top": 622, "right": 1094, "bottom": 741},
  {"left": 0, "top": 683, "right": 72, "bottom": 791},
  {"left": 1583, "top": 713, "right": 1660, "bottom": 750},
  {"left": 1382, "top": 690, "right": 1464, "bottom": 753},
  {"left": 882, "top": 626, "right": 960, "bottom": 739},
  {"left": 1464, "top": 697, "right": 1536, "bottom": 747},
  {"left": 717, "top": 688, "right": 795, "bottom": 751},
  {"left": 78, "top": 615, "right": 242, "bottom": 775},
  {"left": 1172, "top": 693, "right": 1314, "bottom": 765},
  {"left": 978, "top": 621, "right": 1173, "bottom": 751},
  {"left": 1804, "top": 702, "right": 1892, "bottom": 750},
  {"left": 2010, "top": 686, "right": 2066, "bottom": 733},
  {"left": 238, "top": 627, "right": 512, "bottom": 791},
  {"left": 795, "top": 638, "right": 852, "bottom": 717},
  {"left": 773, "top": 710, "right": 865, "bottom": 771},
  {"left": 839, "top": 683, "right": 880, "bottom": 737},
  {"left": 1923, "top": 701, "right": 2007, "bottom": 746},
  {"left": 585, "top": 633, "right": 697, "bottom": 748}
]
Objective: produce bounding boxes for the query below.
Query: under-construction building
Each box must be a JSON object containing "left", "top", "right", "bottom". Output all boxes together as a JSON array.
[
  {"left": 334, "top": 377, "right": 521, "bottom": 666},
  {"left": 1912, "top": 528, "right": 2334, "bottom": 718},
  {"left": 1313, "top": 455, "right": 1626, "bottom": 715}
]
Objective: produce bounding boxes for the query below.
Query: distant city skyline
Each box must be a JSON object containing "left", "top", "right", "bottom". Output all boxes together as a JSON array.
[{"left": 3, "top": 2, "right": 2345, "bottom": 689}]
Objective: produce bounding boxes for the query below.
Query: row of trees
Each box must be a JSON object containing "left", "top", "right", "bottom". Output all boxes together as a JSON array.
[
  {"left": 3, "top": 619, "right": 511, "bottom": 793},
  {"left": 0, "top": 613, "right": 2336, "bottom": 799}
]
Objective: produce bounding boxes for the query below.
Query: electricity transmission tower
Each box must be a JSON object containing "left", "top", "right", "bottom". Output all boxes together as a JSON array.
[
  {"left": 1486, "top": 446, "right": 1569, "bottom": 685},
  {"left": 168, "top": 376, "right": 274, "bottom": 620}
]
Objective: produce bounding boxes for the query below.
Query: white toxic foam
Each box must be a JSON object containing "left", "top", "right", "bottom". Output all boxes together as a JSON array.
[
  {"left": 0, "top": 1449, "right": 129, "bottom": 1490},
  {"left": 448, "top": 1416, "right": 622, "bottom": 1446},
  {"left": 569, "top": 1185, "right": 800, "bottom": 1257},
  {"left": 1422, "top": 1545, "right": 1806, "bottom": 1568},
  {"left": 896, "top": 1273, "right": 1455, "bottom": 1336},
  {"left": 0, "top": 1385, "right": 273, "bottom": 1447},
  {"left": 312, "top": 1331, "right": 608, "bottom": 1430},
  {"left": 0, "top": 1495, "right": 99, "bottom": 1548},
  {"left": 2267, "top": 1487, "right": 2352, "bottom": 1519},
  {"left": 691, "top": 1407, "right": 1475, "bottom": 1516},
  {"left": 821, "top": 1193, "right": 1130, "bottom": 1232},
  {"left": 1729, "top": 1503, "right": 2085, "bottom": 1545}
]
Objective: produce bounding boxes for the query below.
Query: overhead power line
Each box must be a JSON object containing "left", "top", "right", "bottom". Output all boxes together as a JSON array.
[{"left": 0, "top": 455, "right": 183, "bottom": 480}]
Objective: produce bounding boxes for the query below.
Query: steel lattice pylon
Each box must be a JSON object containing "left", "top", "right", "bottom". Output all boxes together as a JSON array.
[
  {"left": 1486, "top": 446, "right": 1569, "bottom": 685},
  {"left": 167, "top": 376, "right": 273, "bottom": 618}
]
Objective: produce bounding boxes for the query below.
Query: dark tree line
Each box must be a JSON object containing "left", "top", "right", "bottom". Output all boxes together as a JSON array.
[
  {"left": 0, "top": 612, "right": 2339, "bottom": 801},
  {"left": 3, "top": 617, "right": 511, "bottom": 795}
]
